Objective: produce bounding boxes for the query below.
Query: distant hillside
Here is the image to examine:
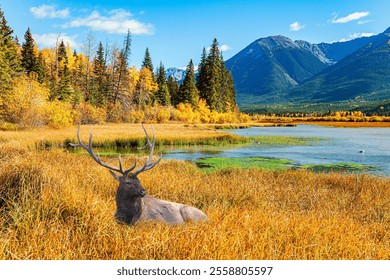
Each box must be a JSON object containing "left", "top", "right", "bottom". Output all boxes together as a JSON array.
[
  {"left": 317, "top": 36, "right": 375, "bottom": 63},
  {"left": 225, "top": 36, "right": 329, "bottom": 98},
  {"left": 287, "top": 28, "right": 390, "bottom": 103},
  {"left": 224, "top": 27, "right": 390, "bottom": 109}
]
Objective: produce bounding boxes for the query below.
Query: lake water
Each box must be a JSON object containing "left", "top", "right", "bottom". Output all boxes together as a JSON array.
[{"left": 162, "top": 125, "right": 390, "bottom": 177}]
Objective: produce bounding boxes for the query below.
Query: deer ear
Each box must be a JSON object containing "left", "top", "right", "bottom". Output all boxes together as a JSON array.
[{"left": 109, "top": 170, "right": 120, "bottom": 181}]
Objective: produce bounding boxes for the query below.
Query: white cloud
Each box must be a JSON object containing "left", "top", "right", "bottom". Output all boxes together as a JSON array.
[
  {"left": 33, "top": 33, "right": 80, "bottom": 49},
  {"left": 63, "top": 9, "right": 154, "bottom": 35},
  {"left": 30, "top": 5, "right": 70, "bottom": 19},
  {"left": 332, "top": 12, "right": 370, "bottom": 24},
  {"left": 178, "top": 65, "right": 199, "bottom": 72},
  {"left": 337, "top": 32, "right": 376, "bottom": 42},
  {"left": 290, "top": 21, "right": 305, "bottom": 31},
  {"left": 220, "top": 44, "right": 232, "bottom": 52},
  {"left": 206, "top": 44, "right": 232, "bottom": 52},
  {"left": 358, "top": 20, "right": 373, "bottom": 25}
]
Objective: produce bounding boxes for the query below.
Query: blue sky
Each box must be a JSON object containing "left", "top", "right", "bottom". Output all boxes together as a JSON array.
[{"left": 2, "top": 0, "right": 389, "bottom": 69}]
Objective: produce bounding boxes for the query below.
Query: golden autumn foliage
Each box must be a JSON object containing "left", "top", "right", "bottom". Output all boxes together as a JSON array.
[
  {"left": 44, "top": 101, "right": 74, "bottom": 129},
  {"left": 74, "top": 102, "right": 107, "bottom": 125},
  {"left": 127, "top": 66, "right": 139, "bottom": 94},
  {"left": 1, "top": 76, "right": 49, "bottom": 128}
]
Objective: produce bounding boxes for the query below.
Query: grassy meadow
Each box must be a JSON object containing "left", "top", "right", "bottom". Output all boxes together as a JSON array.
[{"left": 0, "top": 124, "right": 389, "bottom": 260}]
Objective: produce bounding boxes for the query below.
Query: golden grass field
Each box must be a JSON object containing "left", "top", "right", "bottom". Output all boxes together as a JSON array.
[{"left": 0, "top": 124, "right": 389, "bottom": 260}]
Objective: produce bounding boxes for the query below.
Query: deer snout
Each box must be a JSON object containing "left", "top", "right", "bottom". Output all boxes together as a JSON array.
[{"left": 139, "top": 189, "right": 147, "bottom": 197}]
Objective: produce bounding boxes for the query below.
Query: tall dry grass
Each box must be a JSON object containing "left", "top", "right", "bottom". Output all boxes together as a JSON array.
[
  {"left": 0, "top": 124, "right": 243, "bottom": 150},
  {"left": 0, "top": 141, "right": 389, "bottom": 260}
]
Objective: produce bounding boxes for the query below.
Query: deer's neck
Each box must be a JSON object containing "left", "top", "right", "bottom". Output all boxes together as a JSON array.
[{"left": 114, "top": 191, "right": 143, "bottom": 225}]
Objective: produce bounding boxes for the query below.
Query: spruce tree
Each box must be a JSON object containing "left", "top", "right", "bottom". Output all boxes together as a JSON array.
[
  {"left": 196, "top": 47, "right": 208, "bottom": 96},
  {"left": 142, "top": 47, "right": 154, "bottom": 74},
  {"left": 0, "top": 6, "right": 21, "bottom": 92},
  {"left": 156, "top": 62, "right": 166, "bottom": 86},
  {"left": 167, "top": 76, "right": 179, "bottom": 106},
  {"left": 35, "top": 52, "right": 45, "bottom": 83},
  {"left": 155, "top": 62, "right": 170, "bottom": 105},
  {"left": 91, "top": 42, "right": 108, "bottom": 107},
  {"left": 200, "top": 38, "right": 221, "bottom": 111},
  {"left": 197, "top": 38, "right": 236, "bottom": 112},
  {"left": 177, "top": 59, "right": 199, "bottom": 107},
  {"left": 21, "top": 27, "right": 38, "bottom": 76},
  {"left": 219, "top": 59, "right": 236, "bottom": 112},
  {"left": 56, "top": 40, "right": 71, "bottom": 101}
]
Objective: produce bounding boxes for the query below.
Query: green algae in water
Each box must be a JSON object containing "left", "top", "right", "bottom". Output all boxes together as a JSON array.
[
  {"left": 195, "top": 157, "right": 378, "bottom": 175},
  {"left": 195, "top": 157, "right": 294, "bottom": 173},
  {"left": 302, "top": 162, "right": 377, "bottom": 173}
]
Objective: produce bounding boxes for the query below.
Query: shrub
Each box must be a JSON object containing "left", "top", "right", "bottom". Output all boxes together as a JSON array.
[
  {"left": 155, "top": 106, "right": 172, "bottom": 123},
  {"left": 44, "top": 101, "right": 75, "bottom": 129},
  {"left": 1, "top": 76, "right": 49, "bottom": 128},
  {"left": 129, "top": 110, "right": 145, "bottom": 123},
  {"left": 75, "top": 103, "right": 106, "bottom": 124},
  {"left": 239, "top": 113, "right": 252, "bottom": 123}
]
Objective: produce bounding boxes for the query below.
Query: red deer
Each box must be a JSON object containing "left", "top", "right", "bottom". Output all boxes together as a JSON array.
[{"left": 70, "top": 125, "right": 208, "bottom": 225}]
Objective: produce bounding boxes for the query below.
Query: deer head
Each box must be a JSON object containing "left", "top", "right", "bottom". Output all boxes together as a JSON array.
[{"left": 70, "top": 124, "right": 161, "bottom": 224}]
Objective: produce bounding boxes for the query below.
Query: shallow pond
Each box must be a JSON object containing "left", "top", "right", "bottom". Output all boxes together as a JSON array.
[{"left": 162, "top": 125, "right": 390, "bottom": 177}]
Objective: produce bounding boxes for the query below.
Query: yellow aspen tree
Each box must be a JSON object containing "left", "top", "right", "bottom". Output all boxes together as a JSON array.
[
  {"left": 134, "top": 67, "right": 158, "bottom": 109},
  {"left": 1, "top": 76, "right": 49, "bottom": 128}
]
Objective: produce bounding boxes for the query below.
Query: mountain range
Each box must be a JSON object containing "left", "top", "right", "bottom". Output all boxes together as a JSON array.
[
  {"left": 165, "top": 67, "right": 187, "bottom": 83},
  {"left": 224, "top": 27, "right": 390, "bottom": 108}
]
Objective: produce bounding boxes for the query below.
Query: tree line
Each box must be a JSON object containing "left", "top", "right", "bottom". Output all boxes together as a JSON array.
[{"left": 0, "top": 6, "right": 242, "bottom": 128}]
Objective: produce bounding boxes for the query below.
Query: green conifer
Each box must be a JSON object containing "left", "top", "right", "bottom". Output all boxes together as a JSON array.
[
  {"left": 167, "top": 76, "right": 180, "bottom": 106},
  {"left": 56, "top": 40, "right": 71, "bottom": 101},
  {"left": 21, "top": 27, "right": 38, "bottom": 76},
  {"left": 91, "top": 42, "right": 108, "bottom": 107},
  {"left": 142, "top": 47, "right": 154, "bottom": 74},
  {"left": 0, "top": 6, "right": 21, "bottom": 92},
  {"left": 155, "top": 62, "right": 171, "bottom": 106},
  {"left": 177, "top": 59, "right": 199, "bottom": 107},
  {"left": 197, "top": 38, "right": 236, "bottom": 112}
]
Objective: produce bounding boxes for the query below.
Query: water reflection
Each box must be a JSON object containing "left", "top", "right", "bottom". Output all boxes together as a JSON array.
[{"left": 162, "top": 125, "right": 390, "bottom": 177}]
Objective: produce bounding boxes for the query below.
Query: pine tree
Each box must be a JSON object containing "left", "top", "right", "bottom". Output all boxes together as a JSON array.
[
  {"left": 177, "top": 59, "right": 199, "bottom": 107},
  {"left": 21, "top": 27, "right": 38, "bottom": 76},
  {"left": 196, "top": 47, "right": 207, "bottom": 95},
  {"left": 155, "top": 62, "right": 170, "bottom": 105},
  {"left": 35, "top": 52, "right": 46, "bottom": 83},
  {"left": 197, "top": 38, "right": 236, "bottom": 112},
  {"left": 142, "top": 47, "right": 154, "bottom": 74},
  {"left": 199, "top": 39, "right": 221, "bottom": 111},
  {"left": 56, "top": 40, "right": 71, "bottom": 101},
  {"left": 91, "top": 42, "right": 108, "bottom": 107},
  {"left": 0, "top": 6, "right": 21, "bottom": 92},
  {"left": 156, "top": 62, "right": 166, "bottom": 86},
  {"left": 167, "top": 76, "right": 179, "bottom": 106},
  {"left": 219, "top": 59, "right": 236, "bottom": 112}
]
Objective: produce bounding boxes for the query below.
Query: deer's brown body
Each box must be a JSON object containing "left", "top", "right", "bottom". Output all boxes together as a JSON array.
[
  {"left": 70, "top": 125, "right": 208, "bottom": 225},
  {"left": 139, "top": 195, "right": 208, "bottom": 224}
]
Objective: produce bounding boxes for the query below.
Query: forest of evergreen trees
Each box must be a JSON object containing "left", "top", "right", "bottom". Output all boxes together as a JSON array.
[{"left": 0, "top": 6, "right": 246, "bottom": 129}]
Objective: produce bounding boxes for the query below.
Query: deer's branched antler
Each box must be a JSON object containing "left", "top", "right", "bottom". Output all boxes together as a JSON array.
[
  {"left": 69, "top": 124, "right": 161, "bottom": 176},
  {"left": 133, "top": 124, "right": 162, "bottom": 176}
]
